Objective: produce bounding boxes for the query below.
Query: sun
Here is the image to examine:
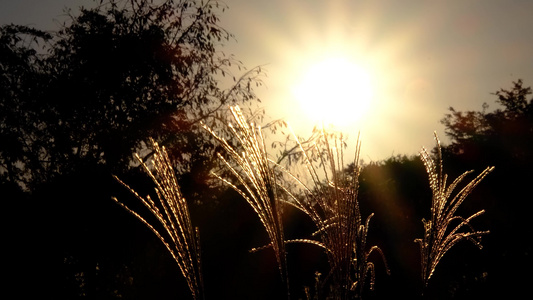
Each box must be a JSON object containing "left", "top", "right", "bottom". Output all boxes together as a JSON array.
[{"left": 292, "top": 56, "right": 374, "bottom": 128}]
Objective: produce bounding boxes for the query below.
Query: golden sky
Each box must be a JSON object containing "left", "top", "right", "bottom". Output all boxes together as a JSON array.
[
  {"left": 2, "top": 0, "right": 532, "bottom": 161},
  {"left": 221, "top": 0, "right": 533, "bottom": 161}
]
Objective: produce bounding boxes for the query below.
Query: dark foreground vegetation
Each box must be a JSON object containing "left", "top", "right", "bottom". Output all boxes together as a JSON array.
[{"left": 2, "top": 1, "right": 532, "bottom": 299}]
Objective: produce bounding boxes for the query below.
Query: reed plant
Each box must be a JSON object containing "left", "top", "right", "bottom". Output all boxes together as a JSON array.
[
  {"left": 110, "top": 107, "right": 494, "bottom": 299},
  {"left": 416, "top": 133, "right": 494, "bottom": 287},
  {"left": 204, "top": 106, "right": 389, "bottom": 298},
  {"left": 112, "top": 139, "right": 204, "bottom": 300},
  {"left": 202, "top": 106, "right": 288, "bottom": 288},
  {"left": 279, "top": 127, "right": 389, "bottom": 299}
]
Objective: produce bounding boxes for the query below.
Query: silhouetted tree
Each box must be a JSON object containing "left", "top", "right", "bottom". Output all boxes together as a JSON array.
[
  {"left": 441, "top": 79, "right": 532, "bottom": 166},
  {"left": 441, "top": 79, "right": 533, "bottom": 299},
  {"left": 0, "top": 25, "right": 52, "bottom": 189},
  {"left": 0, "top": 0, "right": 264, "bottom": 192},
  {"left": 1, "top": 1, "right": 266, "bottom": 298}
]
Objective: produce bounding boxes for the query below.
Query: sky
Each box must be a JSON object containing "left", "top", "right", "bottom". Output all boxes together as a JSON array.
[{"left": 1, "top": 0, "right": 532, "bottom": 161}]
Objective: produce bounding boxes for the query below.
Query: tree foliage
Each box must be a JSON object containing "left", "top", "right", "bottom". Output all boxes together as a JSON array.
[
  {"left": 441, "top": 79, "right": 532, "bottom": 164},
  {"left": 0, "top": 25, "right": 52, "bottom": 188},
  {"left": 0, "top": 0, "right": 263, "bottom": 191},
  {"left": 440, "top": 79, "right": 533, "bottom": 298}
]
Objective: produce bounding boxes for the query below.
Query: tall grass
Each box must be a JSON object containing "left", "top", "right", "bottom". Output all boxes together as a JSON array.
[
  {"left": 110, "top": 108, "right": 494, "bottom": 299},
  {"left": 112, "top": 139, "right": 204, "bottom": 300},
  {"left": 279, "top": 127, "right": 389, "bottom": 299},
  {"left": 202, "top": 106, "right": 288, "bottom": 288},
  {"left": 204, "top": 105, "right": 390, "bottom": 298},
  {"left": 205, "top": 106, "right": 389, "bottom": 298},
  {"left": 416, "top": 133, "right": 494, "bottom": 287}
]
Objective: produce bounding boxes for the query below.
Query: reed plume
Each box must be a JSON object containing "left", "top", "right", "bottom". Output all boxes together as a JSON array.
[
  {"left": 112, "top": 139, "right": 204, "bottom": 300},
  {"left": 416, "top": 132, "right": 494, "bottom": 287},
  {"left": 202, "top": 106, "right": 288, "bottom": 287},
  {"left": 280, "top": 127, "right": 389, "bottom": 299}
]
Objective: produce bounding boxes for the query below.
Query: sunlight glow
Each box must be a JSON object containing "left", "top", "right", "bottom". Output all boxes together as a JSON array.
[
  {"left": 292, "top": 56, "right": 373, "bottom": 127},
  {"left": 226, "top": 0, "right": 450, "bottom": 160}
]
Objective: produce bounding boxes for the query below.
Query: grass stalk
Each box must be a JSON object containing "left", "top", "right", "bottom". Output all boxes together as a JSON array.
[
  {"left": 415, "top": 132, "right": 494, "bottom": 288},
  {"left": 280, "top": 126, "right": 389, "bottom": 299},
  {"left": 202, "top": 106, "right": 289, "bottom": 292},
  {"left": 112, "top": 139, "right": 204, "bottom": 300}
]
